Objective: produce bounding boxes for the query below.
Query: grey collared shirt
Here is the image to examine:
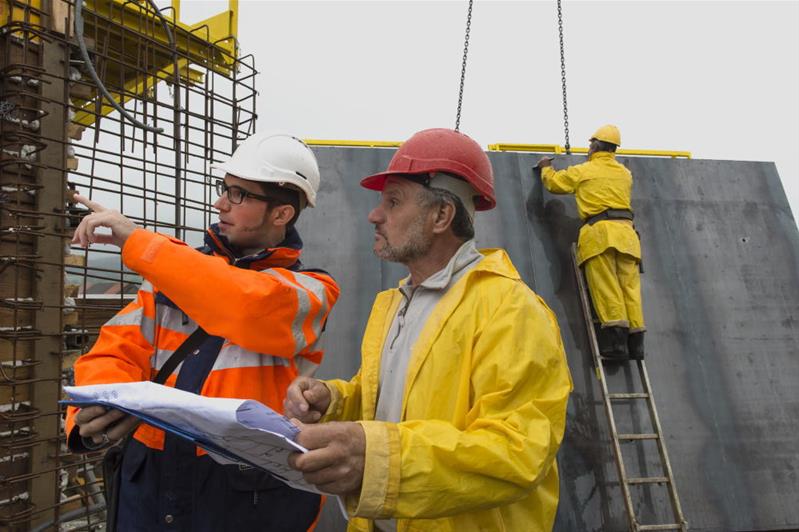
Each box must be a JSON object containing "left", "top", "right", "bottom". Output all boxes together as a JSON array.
[{"left": 375, "top": 239, "right": 483, "bottom": 424}]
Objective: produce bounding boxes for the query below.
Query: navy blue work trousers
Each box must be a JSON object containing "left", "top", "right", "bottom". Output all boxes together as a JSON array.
[{"left": 117, "top": 437, "right": 321, "bottom": 531}]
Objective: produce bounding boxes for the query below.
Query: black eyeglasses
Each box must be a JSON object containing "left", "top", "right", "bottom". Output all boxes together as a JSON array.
[{"left": 214, "top": 180, "right": 272, "bottom": 205}]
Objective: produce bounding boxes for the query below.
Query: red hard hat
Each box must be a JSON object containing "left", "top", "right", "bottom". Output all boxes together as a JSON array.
[{"left": 360, "top": 128, "right": 496, "bottom": 210}]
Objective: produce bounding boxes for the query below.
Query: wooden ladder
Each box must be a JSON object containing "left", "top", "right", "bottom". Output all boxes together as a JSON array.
[{"left": 571, "top": 244, "right": 688, "bottom": 532}]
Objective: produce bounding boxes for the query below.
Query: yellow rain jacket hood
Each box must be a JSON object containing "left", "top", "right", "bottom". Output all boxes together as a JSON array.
[
  {"left": 322, "top": 249, "right": 573, "bottom": 531},
  {"left": 542, "top": 151, "right": 641, "bottom": 264}
]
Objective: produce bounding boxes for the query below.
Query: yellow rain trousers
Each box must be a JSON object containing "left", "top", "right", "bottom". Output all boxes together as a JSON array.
[
  {"left": 541, "top": 151, "right": 645, "bottom": 331},
  {"left": 583, "top": 248, "right": 645, "bottom": 330},
  {"left": 321, "top": 249, "right": 573, "bottom": 532}
]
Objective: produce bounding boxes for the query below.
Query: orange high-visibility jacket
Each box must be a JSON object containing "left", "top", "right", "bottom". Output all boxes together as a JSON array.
[{"left": 65, "top": 226, "right": 340, "bottom": 452}]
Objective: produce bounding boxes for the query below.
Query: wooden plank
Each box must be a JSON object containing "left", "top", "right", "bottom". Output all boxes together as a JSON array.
[
  {"left": 63, "top": 309, "right": 78, "bottom": 326},
  {"left": 0, "top": 359, "right": 34, "bottom": 382},
  {"left": 0, "top": 309, "right": 35, "bottom": 330},
  {"left": 68, "top": 81, "right": 95, "bottom": 101},
  {"left": 63, "top": 255, "right": 86, "bottom": 267},
  {"left": 3, "top": 37, "right": 41, "bottom": 65},
  {"left": 0, "top": 340, "right": 34, "bottom": 360},
  {"left": 0, "top": 383, "right": 31, "bottom": 404},
  {"left": 0, "top": 453, "right": 29, "bottom": 483},
  {"left": 67, "top": 122, "right": 85, "bottom": 140},
  {"left": 64, "top": 283, "right": 80, "bottom": 297},
  {"left": 50, "top": 0, "right": 72, "bottom": 35}
]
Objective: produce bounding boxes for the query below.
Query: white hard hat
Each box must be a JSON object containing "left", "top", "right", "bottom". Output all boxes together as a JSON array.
[{"left": 211, "top": 132, "right": 320, "bottom": 207}]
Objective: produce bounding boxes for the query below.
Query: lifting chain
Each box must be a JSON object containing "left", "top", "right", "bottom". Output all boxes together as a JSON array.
[
  {"left": 454, "top": 0, "right": 474, "bottom": 132},
  {"left": 557, "top": 0, "right": 571, "bottom": 154}
]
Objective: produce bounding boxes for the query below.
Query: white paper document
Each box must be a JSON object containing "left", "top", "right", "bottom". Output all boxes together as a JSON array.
[{"left": 63, "top": 381, "right": 315, "bottom": 492}]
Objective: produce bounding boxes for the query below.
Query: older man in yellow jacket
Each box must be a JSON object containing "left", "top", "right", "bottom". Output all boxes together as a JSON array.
[
  {"left": 284, "top": 128, "right": 573, "bottom": 531},
  {"left": 537, "top": 124, "right": 645, "bottom": 360}
]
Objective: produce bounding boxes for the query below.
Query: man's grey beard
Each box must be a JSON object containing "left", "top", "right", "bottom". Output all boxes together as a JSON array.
[{"left": 375, "top": 216, "right": 433, "bottom": 264}]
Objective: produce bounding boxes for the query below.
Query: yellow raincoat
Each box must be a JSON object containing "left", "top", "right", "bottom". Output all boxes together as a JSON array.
[
  {"left": 541, "top": 151, "right": 644, "bottom": 330},
  {"left": 541, "top": 151, "right": 640, "bottom": 265},
  {"left": 322, "top": 249, "right": 572, "bottom": 531}
]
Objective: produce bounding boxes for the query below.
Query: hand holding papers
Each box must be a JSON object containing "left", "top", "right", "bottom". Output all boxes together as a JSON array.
[{"left": 63, "top": 381, "right": 314, "bottom": 492}]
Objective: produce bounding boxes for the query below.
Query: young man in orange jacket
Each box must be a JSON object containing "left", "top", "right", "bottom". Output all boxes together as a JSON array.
[{"left": 65, "top": 133, "right": 340, "bottom": 531}]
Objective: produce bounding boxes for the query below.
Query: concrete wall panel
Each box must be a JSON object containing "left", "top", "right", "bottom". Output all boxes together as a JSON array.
[{"left": 297, "top": 147, "right": 799, "bottom": 532}]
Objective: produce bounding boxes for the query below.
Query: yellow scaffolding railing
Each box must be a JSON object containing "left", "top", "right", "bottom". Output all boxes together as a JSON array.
[{"left": 488, "top": 143, "right": 691, "bottom": 159}]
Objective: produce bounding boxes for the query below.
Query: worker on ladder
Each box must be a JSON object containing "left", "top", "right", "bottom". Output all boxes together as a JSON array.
[{"left": 536, "top": 125, "right": 645, "bottom": 360}]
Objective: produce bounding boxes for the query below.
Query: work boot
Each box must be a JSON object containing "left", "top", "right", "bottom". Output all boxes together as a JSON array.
[
  {"left": 596, "top": 326, "right": 629, "bottom": 361},
  {"left": 628, "top": 332, "right": 645, "bottom": 360}
]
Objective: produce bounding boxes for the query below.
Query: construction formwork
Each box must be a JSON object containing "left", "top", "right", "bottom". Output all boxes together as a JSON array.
[
  {"left": 301, "top": 147, "right": 799, "bottom": 532},
  {"left": 0, "top": 0, "right": 255, "bottom": 528}
]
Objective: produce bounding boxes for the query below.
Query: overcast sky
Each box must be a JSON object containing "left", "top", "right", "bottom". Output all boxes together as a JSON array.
[{"left": 178, "top": 0, "right": 799, "bottom": 223}]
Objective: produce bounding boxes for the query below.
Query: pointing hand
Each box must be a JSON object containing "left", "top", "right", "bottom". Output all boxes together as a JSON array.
[{"left": 71, "top": 194, "right": 138, "bottom": 249}]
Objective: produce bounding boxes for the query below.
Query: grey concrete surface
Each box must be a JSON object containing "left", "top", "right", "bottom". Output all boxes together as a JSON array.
[{"left": 295, "top": 147, "right": 799, "bottom": 532}]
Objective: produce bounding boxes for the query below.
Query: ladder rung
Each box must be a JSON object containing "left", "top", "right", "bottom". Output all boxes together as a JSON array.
[
  {"left": 599, "top": 355, "right": 629, "bottom": 362},
  {"left": 637, "top": 524, "right": 683, "bottom": 531},
  {"left": 627, "top": 476, "right": 670, "bottom": 485},
  {"left": 618, "top": 433, "right": 659, "bottom": 441},
  {"left": 608, "top": 392, "right": 649, "bottom": 400}
]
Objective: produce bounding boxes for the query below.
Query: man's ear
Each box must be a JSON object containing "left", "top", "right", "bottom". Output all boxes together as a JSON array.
[
  {"left": 269, "top": 204, "right": 296, "bottom": 227},
  {"left": 431, "top": 200, "right": 456, "bottom": 235}
]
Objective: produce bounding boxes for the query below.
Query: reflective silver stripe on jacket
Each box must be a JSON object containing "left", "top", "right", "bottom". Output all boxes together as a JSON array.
[
  {"left": 212, "top": 343, "right": 291, "bottom": 370},
  {"left": 148, "top": 306, "right": 198, "bottom": 370},
  {"left": 293, "top": 273, "right": 329, "bottom": 339},
  {"left": 262, "top": 269, "right": 323, "bottom": 353},
  {"left": 143, "top": 271, "right": 324, "bottom": 373},
  {"left": 151, "top": 347, "right": 180, "bottom": 373},
  {"left": 105, "top": 306, "right": 156, "bottom": 347},
  {"left": 296, "top": 338, "right": 323, "bottom": 377},
  {"left": 158, "top": 306, "right": 197, "bottom": 337}
]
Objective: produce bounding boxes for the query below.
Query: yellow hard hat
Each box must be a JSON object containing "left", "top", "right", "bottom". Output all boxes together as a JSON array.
[{"left": 590, "top": 124, "right": 621, "bottom": 146}]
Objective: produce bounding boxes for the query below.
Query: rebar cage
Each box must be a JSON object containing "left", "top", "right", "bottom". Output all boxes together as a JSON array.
[{"left": 0, "top": 0, "right": 255, "bottom": 528}]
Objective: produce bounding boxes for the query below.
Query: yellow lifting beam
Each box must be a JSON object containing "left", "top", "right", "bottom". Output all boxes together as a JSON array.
[
  {"left": 305, "top": 140, "right": 691, "bottom": 160},
  {"left": 305, "top": 139, "right": 403, "bottom": 149},
  {"left": 72, "top": 58, "right": 202, "bottom": 127},
  {"left": 2, "top": 0, "right": 238, "bottom": 60},
  {"left": 79, "top": 0, "right": 239, "bottom": 75},
  {"left": 3, "top": 0, "right": 239, "bottom": 127},
  {"left": 488, "top": 143, "right": 691, "bottom": 159}
]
